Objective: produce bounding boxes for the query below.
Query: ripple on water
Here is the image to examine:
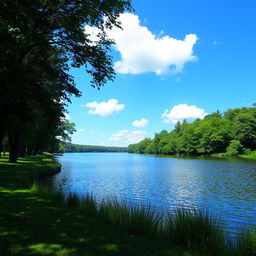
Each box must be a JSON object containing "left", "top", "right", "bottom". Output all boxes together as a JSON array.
[{"left": 42, "top": 153, "right": 256, "bottom": 233}]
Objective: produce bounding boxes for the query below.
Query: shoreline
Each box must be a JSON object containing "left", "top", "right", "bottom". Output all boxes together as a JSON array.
[{"left": 126, "top": 152, "right": 256, "bottom": 161}]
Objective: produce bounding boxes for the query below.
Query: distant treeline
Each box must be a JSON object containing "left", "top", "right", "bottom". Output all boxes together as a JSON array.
[
  {"left": 60, "top": 143, "right": 127, "bottom": 153},
  {"left": 128, "top": 105, "right": 256, "bottom": 157}
]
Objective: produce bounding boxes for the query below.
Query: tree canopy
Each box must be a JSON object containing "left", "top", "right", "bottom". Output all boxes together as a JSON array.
[
  {"left": 128, "top": 105, "right": 256, "bottom": 156},
  {"left": 0, "top": 0, "right": 132, "bottom": 162},
  {"left": 60, "top": 143, "right": 127, "bottom": 153}
]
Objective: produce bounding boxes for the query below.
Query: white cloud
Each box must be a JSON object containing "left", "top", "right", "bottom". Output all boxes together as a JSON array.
[
  {"left": 132, "top": 118, "right": 149, "bottom": 128},
  {"left": 109, "top": 129, "right": 146, "bottom": 146},
  {"left": 85, "top": 13, "right": 198, "bottom": 75},
  {"left": 82, "top": 99, "right": 125, "bottom": 117},
  {"left": 162, "top": 104, "right": 207, "bottom": 124}
]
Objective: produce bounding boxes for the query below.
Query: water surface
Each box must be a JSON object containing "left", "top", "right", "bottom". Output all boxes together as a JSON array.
[{"left": 43, "top": 153, "right": 256, "bottom": 232}]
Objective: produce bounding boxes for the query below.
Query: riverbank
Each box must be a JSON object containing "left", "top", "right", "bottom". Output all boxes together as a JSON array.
[
  {"left": 0, "top": 153, "right": 197, "bottom": 256},
  {"left": 0, "top": 154, "right": 255, "bottom": 256},
  {"left": 210, "top": 151, "right": 256, "bottom": 161},
  {"left": 143, "top": 151, "right": 256, "bottom": 161}
]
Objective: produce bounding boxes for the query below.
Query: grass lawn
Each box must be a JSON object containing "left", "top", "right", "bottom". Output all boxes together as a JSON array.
[{"left": 0, "top": 154, "right": 195, "bottom": 256}]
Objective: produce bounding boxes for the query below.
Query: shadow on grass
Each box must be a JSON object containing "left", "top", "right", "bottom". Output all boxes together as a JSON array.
[{"left": 0, "top": 191, "right": 188, "bottom": 256}]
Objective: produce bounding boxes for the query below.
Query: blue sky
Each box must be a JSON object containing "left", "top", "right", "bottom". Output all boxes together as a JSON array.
[{"left": 67, "top": 0, "right": 256, "bottom": 146}]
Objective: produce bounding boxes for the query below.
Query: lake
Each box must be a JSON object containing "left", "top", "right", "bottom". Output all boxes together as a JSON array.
[{"left": 42, "top": 152, "right": 256, "bottom": 233}]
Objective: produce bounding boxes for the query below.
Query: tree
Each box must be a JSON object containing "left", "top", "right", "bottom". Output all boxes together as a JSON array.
[
  {"left": 233, "top": 113, "right": 256, "bottom": 150},
  {"left": 225, "top": 140, "right": 243, "bottom": 157},
  {"left": 0, "top": 0, "right": 132, "bottom": 162},
  {"left": 128, "top": 106, "right": 256, "bottom": 157}
]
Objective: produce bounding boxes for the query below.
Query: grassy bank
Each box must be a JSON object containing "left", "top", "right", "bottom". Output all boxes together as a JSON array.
[
  {"left": 0, "top": 154, "right": 255, "bottom": 256},
  {"left": 239, "top": 151, "right": 256, "bottom": 160},
  {"left": 210, "top": 151, "right": 256, "bottom": 161},
  {"left": 0, "top": 154, "right": 194, "bottom": 256}
]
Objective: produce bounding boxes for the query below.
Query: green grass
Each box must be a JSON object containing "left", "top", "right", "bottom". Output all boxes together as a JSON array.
[
  {"left": 1, "top": 154, "right": 255, "bottom": 256},
  {"left": 239, "top": 150, "right": 256, "bottom": 160},
  {"left": 210, "top": 151, "right": 256, "bottom": 161},
  {"left": 163, "top": 208, "right": 227, "bottom": 254},
  {"left": 236, "top": 228, "right": 256, "bottom": 255}
]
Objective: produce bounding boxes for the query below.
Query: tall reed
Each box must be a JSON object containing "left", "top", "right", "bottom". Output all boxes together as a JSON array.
[
  {"left": 30, "top": 185, "right": 256, "bottom": 256},
  {"left": 163, "top": 207, "right": 227, "bottom": 254},
  {"left": 236, "top": 228, "right": 256, "bottom": 255},
  {"left": 99, "top": 199, "right": 162, "bottom": 236}
]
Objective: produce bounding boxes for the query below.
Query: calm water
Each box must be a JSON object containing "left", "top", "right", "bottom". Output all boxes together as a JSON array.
[{"left": 43, "top": 152, "right": 256, "bottom": 232}]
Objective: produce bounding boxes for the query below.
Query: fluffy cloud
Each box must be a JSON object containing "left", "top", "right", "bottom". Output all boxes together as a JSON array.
[
  {"left": 109, "top": 129, "right": 146, "bottom": 145},
  {"left": 85, "top": 13, "right": 198, "bottom": 75},
  {"left": 82, "top": 99, "right": 125, "bottom": 117},
  {"left": 162, "top": 104, "right": 207, "bottom": 124},
  {"left": 132, "top": 118, "right": 149, "bottom": 128}
]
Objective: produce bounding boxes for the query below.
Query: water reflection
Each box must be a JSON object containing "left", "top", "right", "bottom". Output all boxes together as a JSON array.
[{"left": 42, "top": 153, "right": 256, "bottom": 232}]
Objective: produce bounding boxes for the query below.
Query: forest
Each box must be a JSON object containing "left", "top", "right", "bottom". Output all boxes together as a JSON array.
[
  {"left": 128, "top": 105, "right": 256, "bottom": 157},
  {"left": 60, "top": 143, "right": 127, "bottom": 153}
]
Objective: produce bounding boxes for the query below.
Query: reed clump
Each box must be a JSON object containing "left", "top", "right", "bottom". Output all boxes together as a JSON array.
[
  {"left": 236, "top": 228, "right": 256, "bottom": 255},
  {"left": 163, "top": 208, "right": 227, "bottom": 254},
  {"left": 32, "top": 184, "right": 256, "bottom": 256},
  {"left": 99, "top": 199, "right": 162, "bottom": 236}
]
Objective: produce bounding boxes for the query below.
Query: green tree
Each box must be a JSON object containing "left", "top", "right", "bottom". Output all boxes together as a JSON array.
[
  {"left": 145, "top": 142, "right": 157, "bottom": 154},
  {"left": 225, "top": 139, "right": 243, "bottom": 157},
  {"left": 1, "top": 0, "right": 132, "bottom": 162},
  {"left": 233, "top": 113, "right": 256, "bottom": 149}
]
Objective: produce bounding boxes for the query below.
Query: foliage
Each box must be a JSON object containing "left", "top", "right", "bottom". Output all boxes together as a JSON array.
[
  {"left": 60, "top": 143, "right": 127, "bottom": 153},
  {"left": 0, "top": 0, "right": 132, "bottom": 162},
  {"left": 225, "top": 140, "right": 244, "bottom": 157},
  {"left": 128, "top": 105, "right": 256, "bottom": 157}
]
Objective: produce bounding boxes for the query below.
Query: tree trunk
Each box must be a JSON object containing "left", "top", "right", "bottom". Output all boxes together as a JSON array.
[
  {"left": 9, "top": 131, "right": 20, "bottom": 163},
  {"left": 33, "top": 144, "right": 39, "bottom": 155},
  {"left": 19, "top": 143, "right": 26, "bottom": 157},
  {"left": 0, "top": 124, "right": 5, "bottom": 159},
  {"left": 0, "top": 141, "right": 1, "bottom": 158},
  {"left": 27, "top": 144, "right": 33, "bottom": 156},
  {"left": 3, "top": 141, "right": 6, "bottom": 156}
]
